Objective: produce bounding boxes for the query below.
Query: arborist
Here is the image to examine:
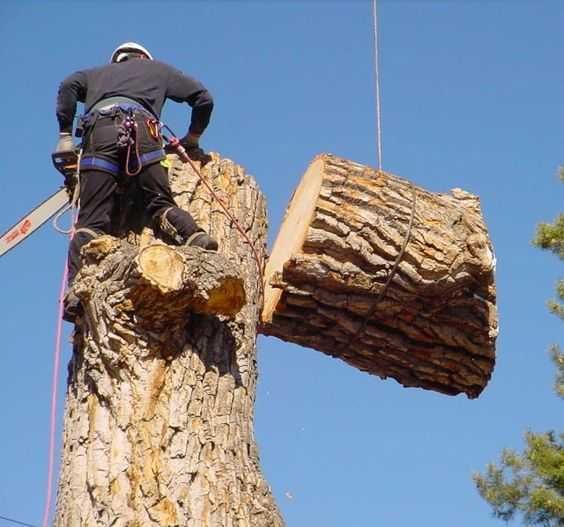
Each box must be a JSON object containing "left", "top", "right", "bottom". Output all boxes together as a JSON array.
[{"left": 55, "top": 42, "right": 217, "bottom": 321}]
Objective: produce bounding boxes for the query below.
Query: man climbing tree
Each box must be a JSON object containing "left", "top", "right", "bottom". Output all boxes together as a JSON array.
[
  {"left": 473, "top": 170, "right": 564, "bottom": 525},
  {"left": 55, "top": 41, "right": 218, "bottom": 321}
]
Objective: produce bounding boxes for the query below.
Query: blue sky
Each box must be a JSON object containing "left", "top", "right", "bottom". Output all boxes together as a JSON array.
[{"left": 0, "top": 1, "right": 562, "bottom": 526}]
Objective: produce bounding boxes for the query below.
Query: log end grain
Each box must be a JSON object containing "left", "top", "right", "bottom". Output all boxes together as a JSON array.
[{"left": 263, "top": 155, "right": 324, "bottom": 323}]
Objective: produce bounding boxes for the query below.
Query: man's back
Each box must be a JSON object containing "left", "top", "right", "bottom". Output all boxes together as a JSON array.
[{"left": 57, "top": 58, "right": 212, "bottom": 132}]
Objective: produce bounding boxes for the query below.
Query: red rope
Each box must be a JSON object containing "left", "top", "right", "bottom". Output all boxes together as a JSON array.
[{"left": 165, "top": 135, "right": 265, "bottom": 301}]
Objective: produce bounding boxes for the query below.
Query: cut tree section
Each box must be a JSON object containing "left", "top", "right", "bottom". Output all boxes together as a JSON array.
[
  {"left": 55, "top": 155, "right": 284, "bottom": 527},
  {"left": 261, "top": 153, "right": 498, "bottom": 399}
]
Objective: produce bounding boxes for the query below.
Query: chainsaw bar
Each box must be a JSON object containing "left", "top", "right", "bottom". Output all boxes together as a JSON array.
[{"left": 0, "top": 188, "right": 69, "bottom": 258}]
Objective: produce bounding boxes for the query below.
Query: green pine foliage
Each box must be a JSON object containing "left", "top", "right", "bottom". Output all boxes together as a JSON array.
[
  {"left": 473, "top": 173, "right": 563, "bottom": 526},
  {"left": 547, "top": 280, "right": 564, "bottom": 321},
  {"left": 534, "top": 213, "right": 564, "bottom": 259},
  {"left": 474, "top": 432, "right": 564, "bottom": 525},
  {"left": 533, "top": 168, "right": 563, "bottom": 321},
  {"left": 551, "top": 346, "right": 564, "bottom": 399}
]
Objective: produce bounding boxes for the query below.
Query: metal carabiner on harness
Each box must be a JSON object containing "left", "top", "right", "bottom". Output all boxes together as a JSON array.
[
  {"left": 116, "top": 109, "right": 142, "bottom": 176},
  {"left": 146, "top": 118, "right": 161, "bottom": 141}
]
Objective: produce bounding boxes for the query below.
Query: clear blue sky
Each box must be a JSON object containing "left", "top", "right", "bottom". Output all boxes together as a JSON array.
[{"left": 0, "top": 1, "right": 562, "bottom": 526}]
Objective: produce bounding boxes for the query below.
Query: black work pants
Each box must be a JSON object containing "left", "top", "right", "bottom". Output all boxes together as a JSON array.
[
  {"left": 68, "top": 109, "right": 201, "bottom": 284},
  {"left": 68, "top": 162, "right": 199, "bottom": 283}
]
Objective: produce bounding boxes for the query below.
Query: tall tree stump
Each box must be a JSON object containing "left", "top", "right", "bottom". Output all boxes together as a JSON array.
[
  {"left": 261, "top": 154, "right": 498, "bottom": 399},
  {"left": 54, "top": 155, "right": 284, "bottom": 526}
]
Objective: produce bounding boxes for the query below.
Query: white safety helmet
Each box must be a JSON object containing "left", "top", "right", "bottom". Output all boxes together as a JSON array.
[{"left": 110, "top": 42, "right": 153, "bottom": 63}]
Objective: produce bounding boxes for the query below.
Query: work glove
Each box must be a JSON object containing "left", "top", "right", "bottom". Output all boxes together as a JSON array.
[
  {"left": 164, "top": 132, "right": 197, "bottom": 154},
  {"left": 181, "top": 132, "right": 201, "bottom": 148},
  {"left": 54, "top": 132, "right": 75, "bottom": 153},
  {"left": 176, "top": 133, "right": 212, "bottom": 166}
]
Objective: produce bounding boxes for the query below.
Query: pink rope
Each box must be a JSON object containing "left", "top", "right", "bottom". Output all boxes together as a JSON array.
[
  {"left": 42, "top": 206, "right": 78, "bottom": 527},
  {"left": 41, "top": 260, "right": 68, "bottom": 527}
]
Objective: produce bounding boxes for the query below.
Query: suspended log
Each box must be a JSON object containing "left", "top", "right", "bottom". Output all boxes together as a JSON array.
[
  {"left": 261, "top": 153, "right": 498, "bottom": 399},
  {"left": 55, "top": 155, "right": 284, "bottom": 527}
]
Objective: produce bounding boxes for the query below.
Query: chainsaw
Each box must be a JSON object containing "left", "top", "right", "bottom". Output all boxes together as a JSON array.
[{"left": 0, "top": 150, "right": 78, "bottom": 258}]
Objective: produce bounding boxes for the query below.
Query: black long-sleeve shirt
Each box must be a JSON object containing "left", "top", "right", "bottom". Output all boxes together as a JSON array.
[{"left": 56, "top": 58, "right": 213, "bottom": 135}]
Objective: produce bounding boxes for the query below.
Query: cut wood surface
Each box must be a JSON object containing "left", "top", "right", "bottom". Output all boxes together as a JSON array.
[
  {"left": 55, "top": 154, "right": 283, "bottom": 527},
  {"left": 261, "top": 153, "right": 498, "bottom": 399}
]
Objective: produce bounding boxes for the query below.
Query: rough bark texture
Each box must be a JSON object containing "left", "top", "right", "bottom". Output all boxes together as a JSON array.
[
  {"left": 261, "top": 154, "right": 498, "bottom": 399},
  {"left": 55, "top": 155, "right": 284, "bottom": 526}
]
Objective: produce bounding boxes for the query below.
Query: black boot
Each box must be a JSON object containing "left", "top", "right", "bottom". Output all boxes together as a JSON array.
[
  {"left": 156, "top": 207, "right": 218, "bottom": 250},
  {"left": 186, "top": 231, "right": 219, "bottom": 251},
  {"left": 63, "top": 289, "right": 82, "bottom": 323}
]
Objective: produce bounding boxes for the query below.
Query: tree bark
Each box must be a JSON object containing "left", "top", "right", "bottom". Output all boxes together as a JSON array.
[
  {"left": 261, "top": 153, "right": 498, "bottom": 399},
  {"left": 55, "top": 155, "right": 284, "bottom": 526}
]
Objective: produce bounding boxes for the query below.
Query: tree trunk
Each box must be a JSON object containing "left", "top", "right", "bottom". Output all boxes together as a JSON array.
[
  {"left": 55, "top": 155, "right": 284, "bottom": 526},
  {"left": 261, "top": 153, "right": 498, "bottom": 399}
]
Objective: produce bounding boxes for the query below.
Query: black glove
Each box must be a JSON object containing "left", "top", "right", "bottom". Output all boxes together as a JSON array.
[
  {"left": 184, "top": 144, "right": 212, "bottom": 166},
  {"left": 177, "top": 133, "right": 212, "bottom": 166}
]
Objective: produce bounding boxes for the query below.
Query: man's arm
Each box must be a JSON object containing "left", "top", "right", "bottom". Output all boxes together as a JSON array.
[
  {"left": 56, "top": 71, "right": 88, "bottom": 134},
  {"left": 165, "top": 66, "right": 214, "bottom": 139}
]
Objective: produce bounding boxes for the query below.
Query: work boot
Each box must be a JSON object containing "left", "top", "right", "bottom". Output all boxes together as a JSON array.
[
  {"left": 63, "top": 290, "right": 82, "bottom": 323},
  {"left": 186, "top": 231, "right": 219, "bottom": 251}
]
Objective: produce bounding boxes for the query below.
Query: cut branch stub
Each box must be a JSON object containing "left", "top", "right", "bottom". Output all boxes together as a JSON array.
[
  {"left": 261, "top": 153, "right": 498, "bottom": 399},
  {"left": 77, "top": 236, "right": 246, "bottom": 323}
]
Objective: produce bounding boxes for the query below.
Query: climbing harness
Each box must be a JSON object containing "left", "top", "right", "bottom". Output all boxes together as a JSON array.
[
  {"left": 116, "top": 108, "right": 143, "bottom": 176},
  {"left": 77, "top": 98, "right": 164, "bottom": 178}
]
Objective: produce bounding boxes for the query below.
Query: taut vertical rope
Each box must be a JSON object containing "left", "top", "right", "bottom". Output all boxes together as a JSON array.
[
  {"left": 372, "top": 0, "right": 383, "bottom": 171},
  {"left": 42, "top": 254, "right": 68, "bottom": 527},
  {"left": 43, "top": 160, "right": 81, "bottom": 527}
]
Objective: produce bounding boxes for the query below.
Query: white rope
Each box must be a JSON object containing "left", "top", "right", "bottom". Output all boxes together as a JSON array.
[
  {"left": 53, "top": 149, "right": 82, "bottom": 235},
  {"left": 52, "top": 203, "right": 73, "bottom": 235},
  {"left": 372, "top": 0, "right": 383, "bottom": 171}
]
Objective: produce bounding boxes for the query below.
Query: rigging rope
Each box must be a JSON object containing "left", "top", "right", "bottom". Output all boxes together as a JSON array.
[
  {"left": 41, "top": 254, "right": 68, "bottom": 527},
  {"left": 184, "top": 154, "right": 266, "bottom": 301},
  {"left": 372, "top": 0, "right": 383, "bottom": 171},
  {"left": 43, "top": 203, "right": 79, "bottom": 527},
  {"left": 161, "top": 129, "right": 266, "bottom": 302},
  {"left": 334, "top": 2, "right": 417, "bottom": 353}
]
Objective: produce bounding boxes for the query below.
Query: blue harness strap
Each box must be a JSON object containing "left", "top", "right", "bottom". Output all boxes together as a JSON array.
[
  {"left": 80, "top": 149, "right": 165, "bottom": 176},
  {"left": 80, "top": 156, "right": 120, "bottom": 175},
  {"left": 141, "top": 149, "right": 165, "bottom": 164},
  {"left": 86, "top": 96, "right": 155, "bottom": 118},
  {"left": 79, "top": 98, "right": 164, "bottom": 176}
]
